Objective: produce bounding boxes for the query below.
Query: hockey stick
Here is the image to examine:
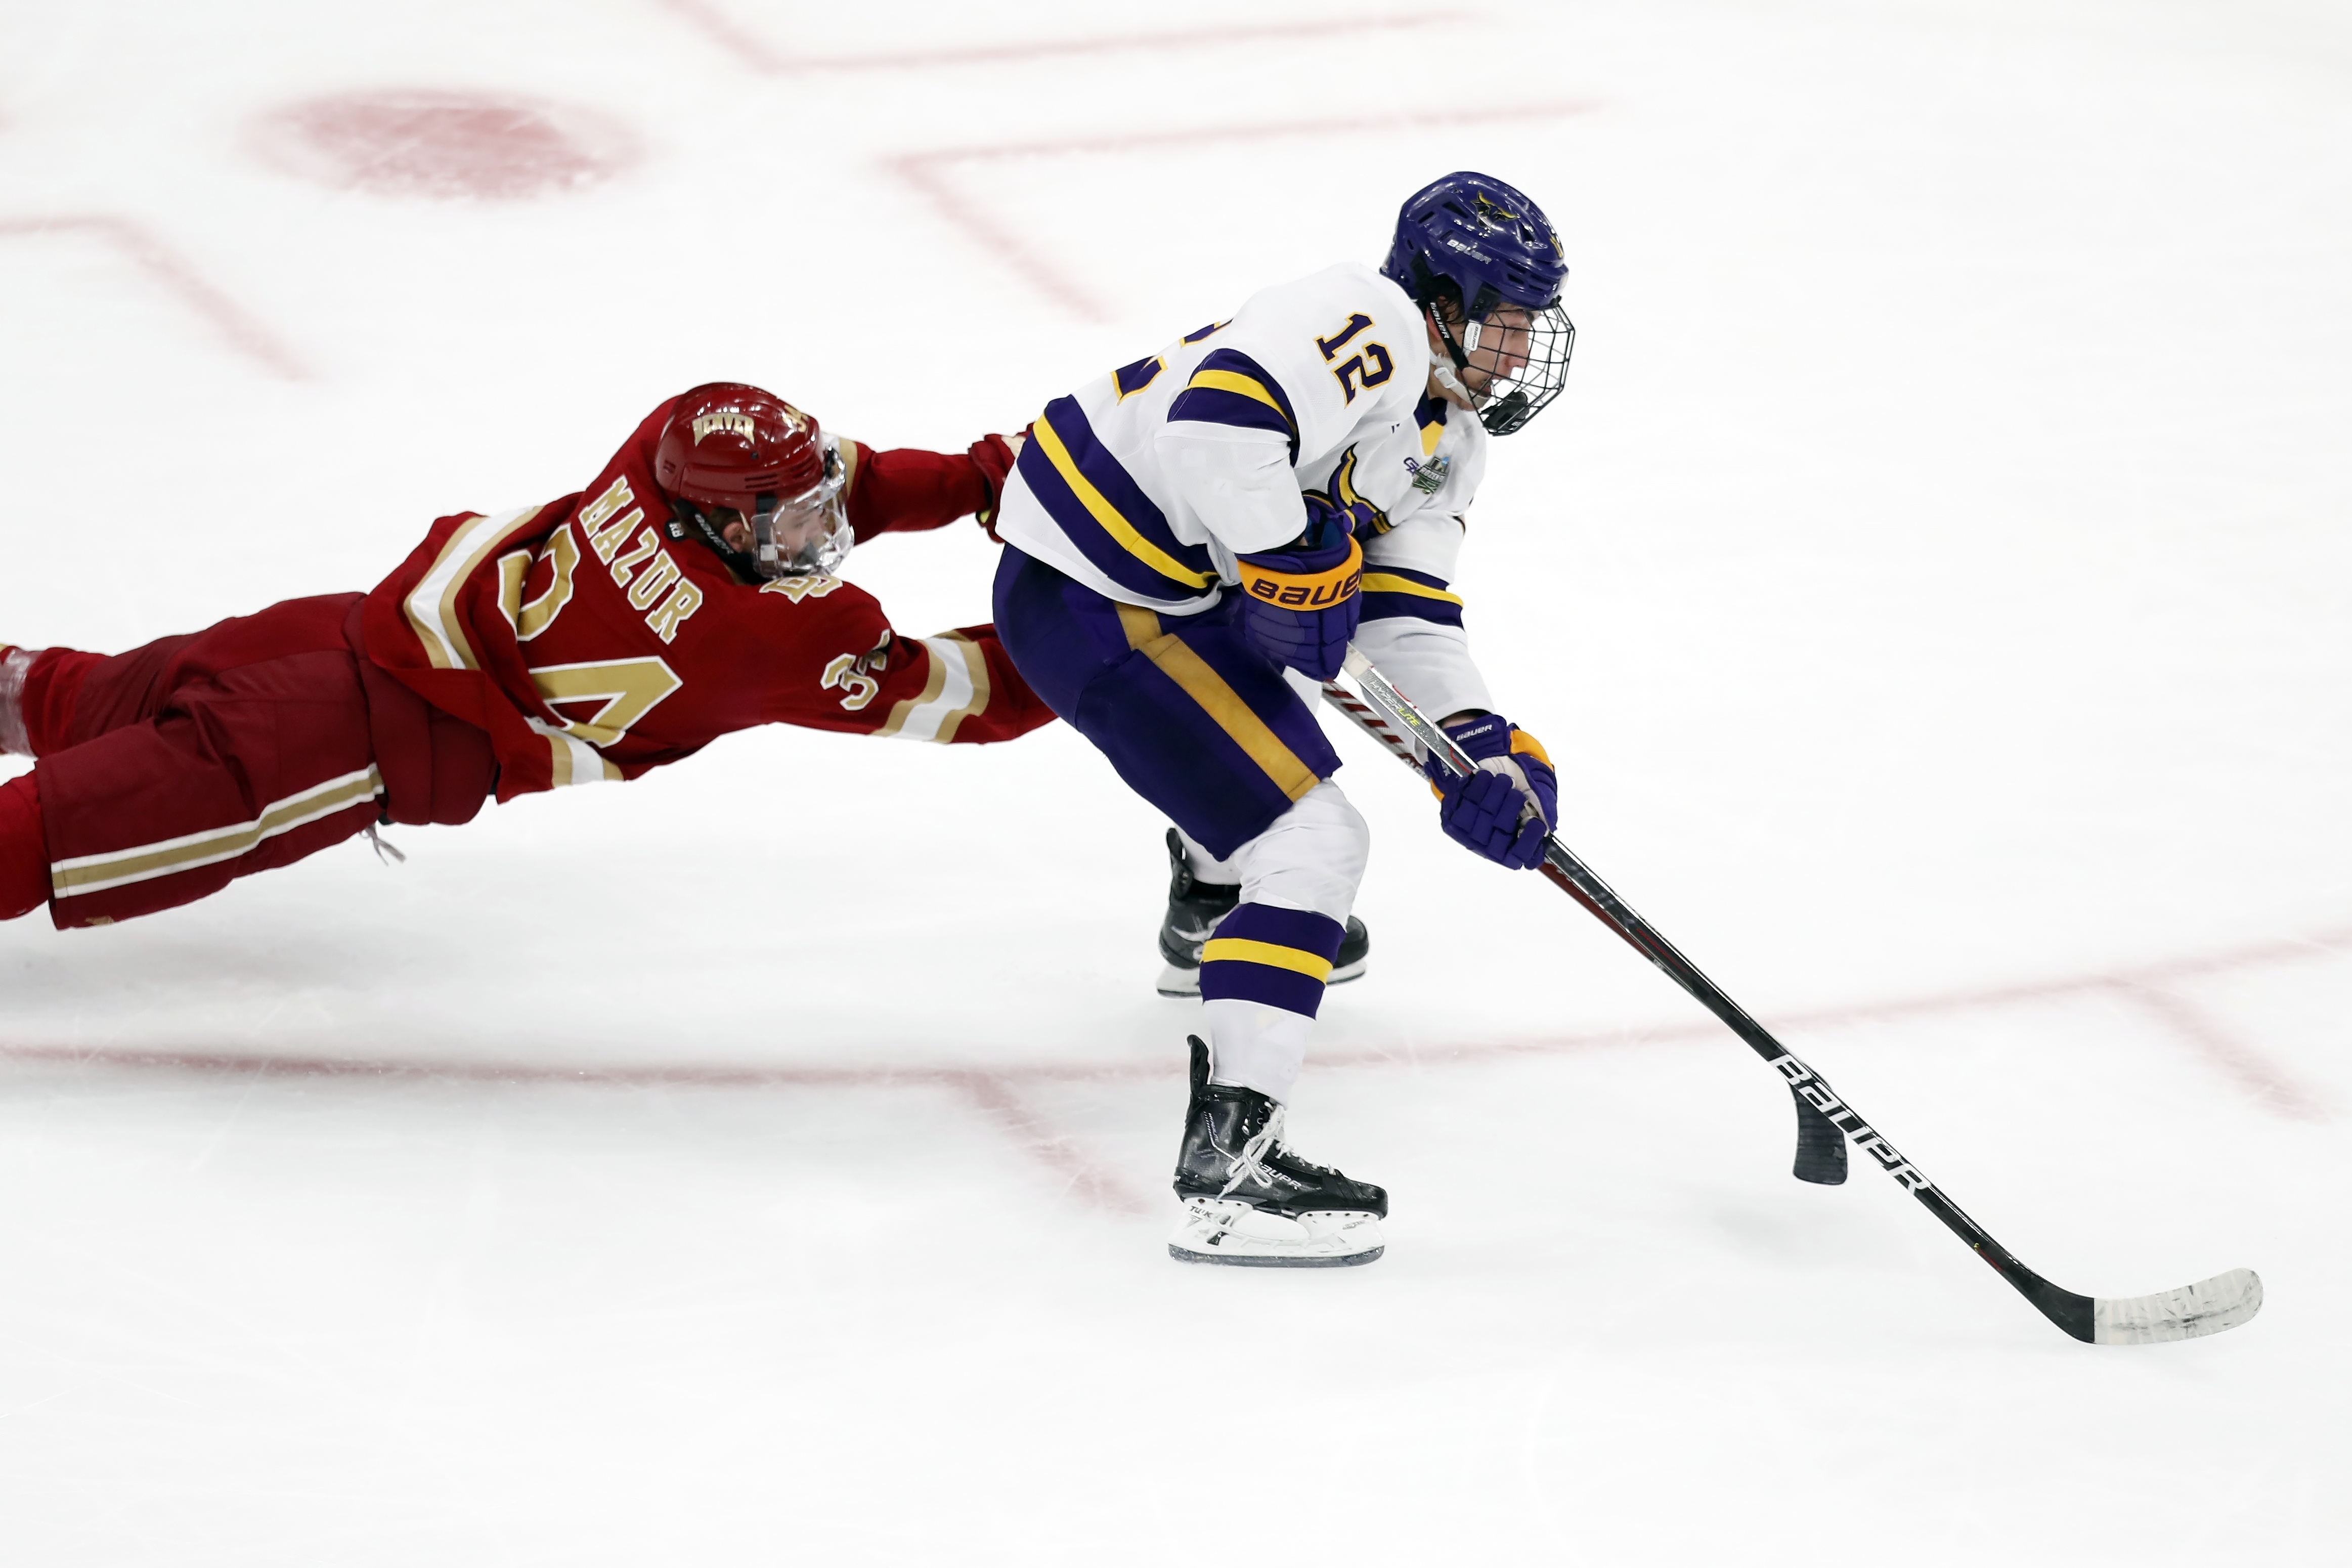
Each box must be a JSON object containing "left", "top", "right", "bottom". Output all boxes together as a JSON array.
[
  {"left": 1317, "top": 678, "right": 1847, "bottom": 1185},
  {"left": 1320, "top": 652, "right": 2263, "bottom": 1344}
]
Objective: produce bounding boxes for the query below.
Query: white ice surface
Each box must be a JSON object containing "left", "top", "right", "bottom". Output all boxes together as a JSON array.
[{"left": 2, "top": 0, "right": 2349, "bottom": 1561}]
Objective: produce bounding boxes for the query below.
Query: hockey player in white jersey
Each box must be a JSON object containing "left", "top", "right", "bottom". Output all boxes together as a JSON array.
[{"left": 989, "top": 172, "right": 1574, "bottom": 1265}]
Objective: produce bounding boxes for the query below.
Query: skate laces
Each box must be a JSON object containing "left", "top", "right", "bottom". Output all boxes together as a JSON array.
[
  {"left": 1219, "top": 1106, "right": 1286, "bottom": 1196},
  {"left": 1217, "top": 1106, "right": 1337, "bottom": 1194}
]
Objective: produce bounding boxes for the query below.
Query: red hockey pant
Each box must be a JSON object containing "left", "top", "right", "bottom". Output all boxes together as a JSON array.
[{"left": 4, "top": 593, "right": 495, "bottom": 929}]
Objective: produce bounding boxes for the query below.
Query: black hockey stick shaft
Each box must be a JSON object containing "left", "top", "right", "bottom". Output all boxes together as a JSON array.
[
  {"left": 1521, "top": 838, "right": 2092, "bottom": 1333},
  {"left": 1324, "top": 658, "right": 2101, "bottom": 1340},
  {"left": 1318, "top": 680, "right": 1845, "bottom": 1183}
]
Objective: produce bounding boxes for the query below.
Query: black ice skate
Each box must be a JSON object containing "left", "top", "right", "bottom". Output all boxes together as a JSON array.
[
  {"left": 1169, "top": 1035, "right": 1386, "bottom": 1267},
  {"left": 1153, "top": 828, "right": 1370, "bottom": 997}
]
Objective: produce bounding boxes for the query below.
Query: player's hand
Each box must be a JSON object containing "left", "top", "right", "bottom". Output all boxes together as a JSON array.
[
  {"left": 1423, "top": 713, "right": 1557, "bottom": 869},
  {"left": 1233, "top": 497, "right": 1364, "bottom": 682},
  {"left": 969, "top": 430, "right": 1026, "bottom": 541}
]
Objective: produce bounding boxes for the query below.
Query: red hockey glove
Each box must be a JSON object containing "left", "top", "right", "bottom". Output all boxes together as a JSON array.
[{"left": 969, "top": 431, "right": 1026, "bottom": 541}]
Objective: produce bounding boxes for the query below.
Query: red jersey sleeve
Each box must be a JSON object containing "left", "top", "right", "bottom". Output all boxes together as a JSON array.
[
  {"left": 728, "top": 574, "right": 1054, "bottom": 744},
  {"left": 842, "top": 440, "right": 995, "bottom": 542}
]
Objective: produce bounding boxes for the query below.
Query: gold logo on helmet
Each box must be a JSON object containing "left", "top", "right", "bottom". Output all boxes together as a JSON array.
[
  {"left": 1473, "top": 192, "right": 1519, "bottom": 227},
  {"left": 691, "top": 411, "right": 758, "bottom": 444}
]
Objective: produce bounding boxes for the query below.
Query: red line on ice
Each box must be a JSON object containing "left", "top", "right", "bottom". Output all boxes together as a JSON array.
[
  {"left": 648, "top": 0, "right": 791, "bottom": 73},
  {"left": 650, "top": 3, "right": 1455, "bottom": 74},
  {"left": 0, "top": 214, "right": 309, "bottom": 380},
  {"left": 882, "top": 102, "right": 1599, "bottom": 320},
  {"left": 1738, "top": 929, "right": 2341, "bottom": 1121},
  {"left": 4, "top": 927, "right": 2335, "bottom": 1209},
  {"left": 2112, "top": 983, "right": 2325, "bottom": 1121},
  {"left": 2, "top": 924, "right": 2339, "bottom": 1102},
  {"left": 949, "top": 1070, "right": 1156, "bottom": 1214}
]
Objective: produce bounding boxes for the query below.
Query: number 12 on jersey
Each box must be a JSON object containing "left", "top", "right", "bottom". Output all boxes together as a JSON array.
[{"left": 1316, "top": 313, "right": 1394, "bottom": 403}]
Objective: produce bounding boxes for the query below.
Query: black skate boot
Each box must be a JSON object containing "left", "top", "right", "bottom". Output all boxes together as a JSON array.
[
  {"left": 1168, "top": 1035, "right": 1386, "bottom": 1267},
  {"left": 1153, "top": 828, "right": 1370, "bottom": 996}
]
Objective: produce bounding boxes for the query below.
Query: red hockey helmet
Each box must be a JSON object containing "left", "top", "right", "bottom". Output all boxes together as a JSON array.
[{"left": 654, "top": 382, "right": 849, "bottom": 577}]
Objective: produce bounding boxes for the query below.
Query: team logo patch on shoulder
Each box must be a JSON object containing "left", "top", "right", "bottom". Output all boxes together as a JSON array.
[{"left": 760, "top": 573, "right": 843, "bottom": 603}]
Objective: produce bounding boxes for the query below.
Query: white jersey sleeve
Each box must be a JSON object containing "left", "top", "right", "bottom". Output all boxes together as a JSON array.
[
  {"left": 1152, "top": 421, "right": 1300, "bottom": 557},
  {"left": 1155, "top": 263, "right": 1430, "bottom": 556},
  {"left": 1352, "top": 399, "right": 1496, "bottom": 720}
]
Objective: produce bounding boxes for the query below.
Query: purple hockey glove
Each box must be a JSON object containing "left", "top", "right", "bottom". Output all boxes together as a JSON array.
[
  {"left": 1423, "top": 713, "right": 1558, "bottom": 870},
  {"left": 1233, "top": 498, "right": 1364, "bottom": 682}
]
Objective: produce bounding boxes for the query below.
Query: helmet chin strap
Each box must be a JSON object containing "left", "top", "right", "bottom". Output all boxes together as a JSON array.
[
  {"left": 669, "top": 499, "right": 765, "bottom": 582},
  {"left": 1425, "top": 304, "right": 1485, "bottom": 410}
]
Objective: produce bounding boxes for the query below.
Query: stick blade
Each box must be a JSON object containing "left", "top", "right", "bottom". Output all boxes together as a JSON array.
[
  {"left": 1790, "top": 1086, "right": 1848, "bottom": 1185},
  {"left": 2093, "top": 1268, "right": 2264, "bottom": 1345}
]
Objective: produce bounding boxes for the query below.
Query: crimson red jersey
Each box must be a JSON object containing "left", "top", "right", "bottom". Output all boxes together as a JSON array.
[{"left": 361, "top": 397, "right": 1052, "bottom": 800}]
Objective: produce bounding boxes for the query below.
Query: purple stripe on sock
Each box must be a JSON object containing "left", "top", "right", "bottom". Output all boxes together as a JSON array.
[
  {"left": 1216, "top": 902, "right": 1343, "bottom": 961},
  {"left": 1200, "top": 957, "right": 1327, "bottom": 1017}
]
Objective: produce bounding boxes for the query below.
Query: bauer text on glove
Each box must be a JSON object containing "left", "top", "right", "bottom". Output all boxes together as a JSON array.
[{"left": 1233, "top": 498, "right": 1363, "bottom": 682}]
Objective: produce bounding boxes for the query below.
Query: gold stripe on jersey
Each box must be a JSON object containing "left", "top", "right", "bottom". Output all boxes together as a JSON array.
[
  {"left": 931, "top": 633, "right": 991, "bottom": 743},
  {"left": 1187, "top": 368, "right": 1292, "bottom": 426},
  {"left": 1032, "top": 413, "right": 1217, "bottom": 591},
  {"left": 1360, "top": 572, "right": 1464, "bottom": 606},
  {"left": 1199, "top": 936, "right": 1334, "bottom": 981},
  {"left": 405, "top": 504, "right": 547, "bottom": 671},
  {"left": 50, "top": 765, "right": 384, "bottom": 897},
  {"left": 873, "top": 637, "right": 947, "bottom": 736},
  {"left": 1116, "top": 606, "right": 1318, "bottom": 803},
  {"left": 539, "top": 723, "right": 623, "bottom": 788},
  {"left": 874, "top": 634, "right": 991, "bottom": 743}
]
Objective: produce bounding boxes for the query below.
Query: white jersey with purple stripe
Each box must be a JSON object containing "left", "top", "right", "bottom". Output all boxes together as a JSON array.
[{"left": 992, "top": 260, "right": 1495, "bottom": 717}]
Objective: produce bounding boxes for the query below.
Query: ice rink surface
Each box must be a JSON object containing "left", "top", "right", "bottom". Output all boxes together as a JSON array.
[{"left": 3, "top": 0, "right": 2349, "bottom": 1560}]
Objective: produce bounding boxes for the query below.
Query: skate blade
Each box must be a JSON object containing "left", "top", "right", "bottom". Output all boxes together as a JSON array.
[
  {"left": 1155, "top": 962, "right": 1201, "bottom": 998},
  {"left": 1167, "top": 1198, "right": 1384, "bottom": 1268}
]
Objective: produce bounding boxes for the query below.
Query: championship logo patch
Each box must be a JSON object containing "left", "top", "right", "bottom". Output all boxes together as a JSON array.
[{"left": 1407, "top": 454, "right": 1450, "bottom": 495}]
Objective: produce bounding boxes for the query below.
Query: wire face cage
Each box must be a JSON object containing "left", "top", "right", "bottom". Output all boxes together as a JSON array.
[{"left": 1471, "top": 302, "right": 1575, "bottom": 437}]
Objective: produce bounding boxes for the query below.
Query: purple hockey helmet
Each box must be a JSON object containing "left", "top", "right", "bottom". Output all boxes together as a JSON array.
[{"left": 1381, "top": 172, "right": 1575, "bottom": 435}]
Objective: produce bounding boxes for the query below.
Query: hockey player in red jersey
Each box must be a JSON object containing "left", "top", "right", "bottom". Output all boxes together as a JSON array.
[{"left": 0, "top": 383, "right": 1054, "bottom": 929}]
